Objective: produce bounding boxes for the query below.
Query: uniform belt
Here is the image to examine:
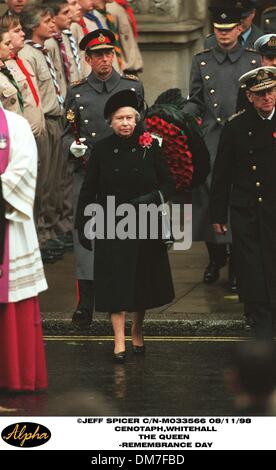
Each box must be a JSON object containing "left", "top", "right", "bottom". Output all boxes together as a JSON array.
[{"left": 44, "top": 114, "right": 62, "bottom": 120}]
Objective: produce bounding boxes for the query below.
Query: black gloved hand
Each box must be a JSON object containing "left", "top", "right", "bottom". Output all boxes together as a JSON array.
[
  {"left": 78, "top": 229, "right": 93, "bottom": 251},
  {"left": 129, "top": 190, "right": 160, "bottom": 206}
]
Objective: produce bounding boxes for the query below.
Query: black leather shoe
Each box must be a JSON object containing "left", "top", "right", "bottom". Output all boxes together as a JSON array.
[
  {"left": 58, "top": 232, "right": 74, "bottom": 250},
  {"left": 72, "top": 308, "right": 92, "bottom": 328},
  {"left": 46, "top": 239, "right": 65, "bottom": 251},
  {"left": 244, "top": 317, "right": 254, "bottom": 331},
  {"left": 132, "top": 344, "right": 145, "bottom": 354},
  {"left": 113, "top": 351, "right": 126, "bottom": 363},
  {"left": 47, "top": 249, "right": 63, "bottom": 260},
  {"left": 203, "top": 261, "right": 220, "bottom": 284},
  {"left": 228, "top": 275, "right": 238, "bottom": 293},
  {"left": 41, "top": 249, "right": 56, "bottom": 264}
]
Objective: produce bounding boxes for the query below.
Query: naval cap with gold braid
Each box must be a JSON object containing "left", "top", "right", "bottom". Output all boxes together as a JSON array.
[
  {"left": 239, "top": 66, "right": 276, "bottom": 92},
  {"left": 254, "top": 35, "right": 276, "bottom": 57}
]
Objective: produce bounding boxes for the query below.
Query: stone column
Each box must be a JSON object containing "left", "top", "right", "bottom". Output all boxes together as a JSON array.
[{"left": 130, "top": 0, "right": 208, "bottom": 103}]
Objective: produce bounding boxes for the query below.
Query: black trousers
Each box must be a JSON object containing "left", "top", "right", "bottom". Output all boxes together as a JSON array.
[
  {"left": 245, "top": 301, "right": 273, "bottom": 340},
  {"left": 77, "top": 279, "right": 94, "bottom": 311},
  {"left": 206, "top": 242, "right": 227, "bottom": 267}
]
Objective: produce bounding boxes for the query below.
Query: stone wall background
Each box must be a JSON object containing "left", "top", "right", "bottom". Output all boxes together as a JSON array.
[{"left": 132, "top": 0, "right": 209, "bottom": 103}]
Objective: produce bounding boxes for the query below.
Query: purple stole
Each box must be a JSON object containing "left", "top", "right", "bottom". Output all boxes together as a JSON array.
[{"left": 0, "top": 108, "right": 10, "bottom": 303}]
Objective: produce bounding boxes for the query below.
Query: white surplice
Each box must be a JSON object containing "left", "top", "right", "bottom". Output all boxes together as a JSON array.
[{"left": 0, "top": 110, "right": 47, "bottom": 302}]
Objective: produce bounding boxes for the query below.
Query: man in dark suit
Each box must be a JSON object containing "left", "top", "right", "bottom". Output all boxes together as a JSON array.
[
  {"left": 63, "top": 28, "right": 144, "bottom": 327},
  {"left": 210, "top": 66, "right": 276, "bottom": 339},
  {"left": 205, "top": 0, "right": 263, "bottom": 50}
]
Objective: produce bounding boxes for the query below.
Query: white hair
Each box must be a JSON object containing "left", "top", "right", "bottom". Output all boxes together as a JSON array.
[{"left": 106, "top": 107, "right": 140, "bottom": 125}]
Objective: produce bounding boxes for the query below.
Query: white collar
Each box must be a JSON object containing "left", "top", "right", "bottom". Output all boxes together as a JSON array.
[{"left": 258, "top": 108, "right": 275, "bottom": 120}]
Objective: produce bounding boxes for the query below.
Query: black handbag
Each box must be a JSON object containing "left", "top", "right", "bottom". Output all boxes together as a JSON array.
[{"left": 158, "top": 190, "right": 174, "bottom": 249}]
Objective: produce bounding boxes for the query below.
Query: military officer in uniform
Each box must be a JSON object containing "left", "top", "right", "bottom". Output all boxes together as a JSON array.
[
  {"left": 63, "top": 28, "right": 144, "bottom": 327},
  {"left": 210, "top": 66, "right": 276, "bottom": 340},
  {"left": 185, "top": 5, "right": 261, "bottom": 291},
  {"left": 236, "top": 34, "right": 276, "bottom": 113},
  {"left": 205, "top": 0, "right": 263, "bottom": 50},
  {"left": 254, "top": 33, "right": 276, "bottom": 66},
  {"left": 261, "top": 6, "right": 276, "bottom": 34}
]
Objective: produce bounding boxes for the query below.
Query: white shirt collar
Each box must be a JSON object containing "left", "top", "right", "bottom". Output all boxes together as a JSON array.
[{"left": 258, "top": 108, "right": 275, "bottom": 120}]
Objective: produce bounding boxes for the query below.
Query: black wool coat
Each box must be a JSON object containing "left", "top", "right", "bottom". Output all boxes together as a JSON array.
[
  {"left": 75, "top": 131, "right": 176, "bottom": 312},
  {"left": 210, "top": 106, "right": 276, "bottom": 304}
]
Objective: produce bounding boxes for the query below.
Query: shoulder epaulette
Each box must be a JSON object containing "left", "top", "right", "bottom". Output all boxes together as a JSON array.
[
  {"left": 228, "top": 109, "right": 246, "bottom": 122},
  {"left": 195, "top": 49, "right": 211, "bottom": 56},
  {"left": 264, "top": 6, "right": 276, "bottom": 12},
  {"left": 206, "top": 33, "right": 212, "bottom": 39},
  {"left": 245, "top": 47, "right": 258, "bottom": 53},
  {"left": 70, "top": 78, "right": 87, "bottom": 88},
  {"left": 122, "top": 73, "right": 139, "bottom": 81}
]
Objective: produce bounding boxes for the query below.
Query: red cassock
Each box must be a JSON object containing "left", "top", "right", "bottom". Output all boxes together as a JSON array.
[{"left": 0, "top": 297, "right": 47, "bottom": 391}]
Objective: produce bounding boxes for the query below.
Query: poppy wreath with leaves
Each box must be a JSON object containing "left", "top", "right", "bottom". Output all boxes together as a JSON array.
[{"left": 146, "top": 88, "right": 202, "bottom": 191}]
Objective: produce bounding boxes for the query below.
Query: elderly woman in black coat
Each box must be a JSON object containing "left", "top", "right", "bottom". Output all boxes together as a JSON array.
[{"left": 75, "top": 89, "right": 175, "bottom": 362}]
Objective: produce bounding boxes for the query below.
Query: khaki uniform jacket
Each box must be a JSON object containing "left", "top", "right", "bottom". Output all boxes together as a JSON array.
[
  {"left": 107, "top": 2, "right": 143, "bottom": 73},
  {"left": 19, "top": 44, "right": 63, "bottom": 116},
  {"left": 0, "top": 69, "right": 22, "bottom": 115},
  {"left": 6, "top": 58, "right": 45, "bottom": 137}
]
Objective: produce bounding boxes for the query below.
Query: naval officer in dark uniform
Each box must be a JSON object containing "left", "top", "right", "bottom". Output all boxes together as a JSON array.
[
  {"left": 63, "top": 28, "right": 144, "bottom": 327},
  {"left": 185, "top": 5, "right": 260, "bottom": 290},
  {"left": 236, "top": 34, "right": 276, "bottom": 113},
  {"left": 210, "top": 66, "right": 276, "bottom": 339},
  {"left": 254, "top": 33, "right": 276, "bottom": 66}
]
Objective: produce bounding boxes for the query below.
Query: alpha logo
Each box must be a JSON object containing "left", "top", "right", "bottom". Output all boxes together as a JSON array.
[{"left": 1, "top": 422, "right": 51, "bottom": 448}]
